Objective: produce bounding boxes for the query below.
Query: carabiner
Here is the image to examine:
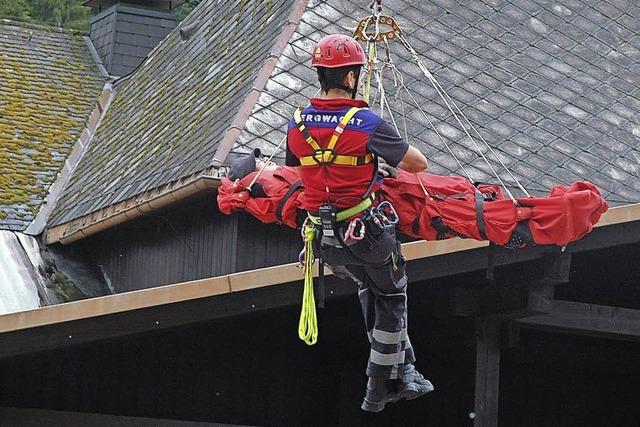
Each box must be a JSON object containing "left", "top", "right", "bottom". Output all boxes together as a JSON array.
[
  {"left": 345, "top": 217, "right": 366, "bottom": 242},
  {"left": 375, "top": 201, "right": 399, "bottom": 226}
]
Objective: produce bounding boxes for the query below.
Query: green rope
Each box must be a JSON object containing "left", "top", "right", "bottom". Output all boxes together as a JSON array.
[{"left": 298, "top": 224, "right": 318, "bottom": 345}]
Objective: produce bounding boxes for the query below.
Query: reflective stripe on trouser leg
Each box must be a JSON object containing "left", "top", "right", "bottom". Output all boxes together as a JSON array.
[
  {"left": 324, "top": 232, "right": 416, "bottom": 380},
  {"left": 361, "top": 262, "right": 415, "bottom": 379}
]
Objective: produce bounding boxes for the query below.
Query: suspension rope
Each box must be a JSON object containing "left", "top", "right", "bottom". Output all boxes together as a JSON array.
[
  {"left": 397, "top": 34, "right": 518, "bottom": 201},
  {"left": 386, "top": 60, "right": 475, "bottom": 182},
  {"left": 396, "top": 33, "right": 532, "bottom": 199},
  {"left": 427, "top": 74, "right": 532, "bottom": 197},
  {"left": 246, "top": 134, "right": 286, "bottom": 191},
  {"left": 373, "top": 41, "right": 431, "bottom": 198}
]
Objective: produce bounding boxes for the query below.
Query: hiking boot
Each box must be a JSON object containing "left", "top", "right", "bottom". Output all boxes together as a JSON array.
[
  {"left": 360, "top": 377, "right": 401, "bottom": 413},
  {"left": 397, "top": 364, "right": 434, "bottom": 400}
]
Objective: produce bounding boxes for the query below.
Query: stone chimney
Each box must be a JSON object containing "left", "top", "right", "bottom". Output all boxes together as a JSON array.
[{"left": 84, "top": 0, "right": 185, "bottom": 76}]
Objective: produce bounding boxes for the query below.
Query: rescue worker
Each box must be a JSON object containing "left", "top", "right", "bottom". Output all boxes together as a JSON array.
[{"left": 286, "top": 34, "right": 434, "bottom": 412}]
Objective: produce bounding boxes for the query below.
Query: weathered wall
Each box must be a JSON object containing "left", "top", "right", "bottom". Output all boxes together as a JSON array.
[{"left": 76, "top": 194, "right": 301, "bottom": 293}]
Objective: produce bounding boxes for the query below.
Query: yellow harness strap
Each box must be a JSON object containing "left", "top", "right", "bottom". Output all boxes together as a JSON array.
[{"left": 294, "top": 107, "right": 374, "bottom": 166}]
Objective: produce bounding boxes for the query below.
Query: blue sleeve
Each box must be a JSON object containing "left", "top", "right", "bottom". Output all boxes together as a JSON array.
[{"left": 367, "top": 119, "right": 409, "bottom": 167}]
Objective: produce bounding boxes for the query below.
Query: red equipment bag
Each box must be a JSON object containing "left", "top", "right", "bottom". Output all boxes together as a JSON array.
[{"left": 217, "top": 166, "right": 608, "bottom": 248}]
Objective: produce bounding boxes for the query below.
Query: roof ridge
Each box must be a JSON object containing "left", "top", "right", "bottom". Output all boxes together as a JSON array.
[{"left": 0, "top": 18, "right": 85, "bottom": 36}]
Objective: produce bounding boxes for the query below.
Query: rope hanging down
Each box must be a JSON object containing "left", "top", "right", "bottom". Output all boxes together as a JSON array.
[
  {"left": 354, "top": 0, "right": 531, "bottom": 200},
  {"left": 298, "top": 222, "right": 318, "bottom": 345}
]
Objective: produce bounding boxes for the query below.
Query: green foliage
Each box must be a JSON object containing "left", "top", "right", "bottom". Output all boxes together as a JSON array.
[
  {"left": 1, "top": 0, "right": 197, "bottom": 30},
  {"left": 0, "top": 0, "right": 31, "bottom": 20},
  {"left": 175, "top": 0, "right": 201, "bottom": 21},
  {"left": 29, "top": 0, "right": 91, "bottom": 30},
  {"left": 0, "top": 0, "right": 91, "bottom": 31}
]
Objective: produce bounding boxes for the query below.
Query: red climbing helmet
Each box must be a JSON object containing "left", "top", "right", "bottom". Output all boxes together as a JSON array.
[{"left": 311, "top": 34, "right": 366, "bottom": 68}]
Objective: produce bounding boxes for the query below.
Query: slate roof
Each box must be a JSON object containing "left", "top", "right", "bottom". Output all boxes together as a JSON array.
[
  {"left": 48, "top": 0, "right": 298, "bottom": 226},
  {"left": 0, "top": 21, "right": 106, "bottom": 231},
  {"left": 50, "top": 0, "right": 640, "bottom": 230},
  {"left": 233, "top": 0, "right": 640, "bottom": 205}
]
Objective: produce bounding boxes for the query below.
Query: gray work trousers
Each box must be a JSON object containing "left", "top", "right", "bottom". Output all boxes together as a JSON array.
[{"left": 317, "top": 224, "right": 416, "bottom": 380}]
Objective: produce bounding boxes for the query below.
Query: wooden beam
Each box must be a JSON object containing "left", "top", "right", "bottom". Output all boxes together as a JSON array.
[
  {"left": 451, "top": 283, "right": 554, "bottom": 319},
  {"left": 0, "top": 275, "right": 353, "bottom": 360},
  {"left": 541, "top": 252, "right": 572, "bottom": 284},
  {"left": 473, "top": 320, "right": 501, "bottom": 427},
  {"left": 1, "top": 205, "right": 638, "bottom": 346},
  {"left": 517, "top": 300, "right": 640, "bottom": 342},
  {"left": 0, "top": 406, "right": 246, "bottom": 426}
]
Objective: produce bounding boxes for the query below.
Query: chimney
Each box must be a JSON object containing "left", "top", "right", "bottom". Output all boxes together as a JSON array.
[{"left": 84, "top": 0, "right": 185, "bottom": 76}]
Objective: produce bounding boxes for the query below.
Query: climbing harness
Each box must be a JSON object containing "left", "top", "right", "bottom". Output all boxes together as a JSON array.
[{"left": 293, "top": 107, "right": 374, "bottom": 167}]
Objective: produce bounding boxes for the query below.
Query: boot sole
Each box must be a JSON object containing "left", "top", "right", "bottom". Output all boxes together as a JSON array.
[
  {"left": 398, "top": 382, "right": 434, "bottom": 401},
  {"left": 361, "top": 392, "right": 404, "bottom": 413}
]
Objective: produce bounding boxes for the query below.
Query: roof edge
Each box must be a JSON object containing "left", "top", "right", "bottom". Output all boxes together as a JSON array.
[
  {"left": 83, "top": 35, "right": 110, "bottom": 77},
  {"left": 212, "top": 0, "right": 310, "bottom": 164},
  {"left": 4, "top": 202, "right": 640, "bottom": 335},
  {"left": 44, "top": 166, "right": 226, "bottom": 245},
  {"left": 24, "top": 82, "right": 115, "bottom": 236},
  {"left": 0, "top": 18, "right": 86, "bottom": 35}
]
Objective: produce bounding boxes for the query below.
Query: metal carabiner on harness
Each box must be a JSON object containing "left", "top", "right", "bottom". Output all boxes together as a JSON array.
[
  {"left": 373, "top": 201, "right": 399, "bottom": 228},
  {"left": 345, "top": 217, "right": 366, "bottom": 242}
]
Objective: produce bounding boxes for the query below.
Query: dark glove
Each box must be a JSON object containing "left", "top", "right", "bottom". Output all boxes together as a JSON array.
[{"left": 378, "top": 162, "right": 397, "bottom": 179}]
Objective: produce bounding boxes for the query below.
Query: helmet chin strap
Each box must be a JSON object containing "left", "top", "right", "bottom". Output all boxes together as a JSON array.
[
  {"left": 351, "top": 70, "right": 361, "bottom": 99},
  {"left": 335, "top": 70, "right": 361, "bottom": 99}
]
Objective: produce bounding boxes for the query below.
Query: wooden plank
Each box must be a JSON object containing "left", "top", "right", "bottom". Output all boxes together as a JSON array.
[
  {"left": 473, "top": 320, "right": 501, "bottom": 427},
  {"left": 0, "top": 205, "right": 638, "bottom": 345},
  {"left": 452, "top": 283, "right": 554, "bottom": 319},
  {"left": 517, "top": 300, "right": 640, "bottom": 342},
  {"left": 0, "top": 406, "right": 252, "bottom": 426}
]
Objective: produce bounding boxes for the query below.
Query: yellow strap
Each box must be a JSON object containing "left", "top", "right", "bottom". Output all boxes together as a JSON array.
[
  {"left": 363, "top": 42, "right": 376, "bottom": 104},
  {"left": 298, "top": 152, "right": 374, "bottom": 167},
  {"left": 294, "top": 107, "right": 363, "bottom": 165},
  {"left": 298, "top": 224, "right": 318, "bottom": 345},
  {"left": 307, "top": 194, "right": 374, "bottom": 225},
  {"left": 294, "top": 108, "right": 322, "bottom": 151},
  {"left": 327, "top": 107, "right": 361, "bottom": 152}
]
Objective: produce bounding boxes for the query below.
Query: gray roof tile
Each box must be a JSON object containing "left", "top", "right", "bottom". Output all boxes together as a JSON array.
[
  {"left": 49, "top": 0, "right": 297, "bottom": 226},
  {"left": 51, "top": 0, "right": 640, "bottom": 226}
]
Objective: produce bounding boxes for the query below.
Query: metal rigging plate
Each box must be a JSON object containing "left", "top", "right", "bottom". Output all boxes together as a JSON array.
[{"left": 353, "top": 15, "right": 402, "bottom": 42}]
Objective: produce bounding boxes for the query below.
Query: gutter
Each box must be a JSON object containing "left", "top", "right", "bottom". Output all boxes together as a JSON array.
[
  {"left": 44, "top": 166, "right": 226, "bottom": 245},
  {"left": 6, "top": 203, "right": 640, "bottom": 335}
]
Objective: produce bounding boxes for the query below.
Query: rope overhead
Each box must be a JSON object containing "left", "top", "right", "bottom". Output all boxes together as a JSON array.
[{"left": 354, "top": 0, "right": 531, "bottom": 200}]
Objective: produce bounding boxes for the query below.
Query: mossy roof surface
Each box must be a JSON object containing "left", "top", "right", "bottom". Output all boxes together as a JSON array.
[
  {"left": 0, "top": 20, "right": 105, "bottom": 231},
  {"left": 49, "top": 0, "right": 296, "bottom": 226}
]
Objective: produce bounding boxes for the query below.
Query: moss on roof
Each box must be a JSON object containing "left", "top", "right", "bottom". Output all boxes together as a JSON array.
[
  {"left": 0, "top": 20, "right": 106, "bottom": 230},
  {"left": 48, "top": 0, "right": 296, "bottom": 226}
]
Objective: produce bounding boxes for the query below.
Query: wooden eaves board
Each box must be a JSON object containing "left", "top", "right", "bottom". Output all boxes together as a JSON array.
[{"left": 0, "top": 203, "right": 638, "bottom": 335}]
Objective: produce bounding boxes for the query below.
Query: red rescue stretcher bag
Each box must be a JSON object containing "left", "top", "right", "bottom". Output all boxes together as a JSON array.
[{"left": 217, "top": 166, "right": 608, "bottom": 248}]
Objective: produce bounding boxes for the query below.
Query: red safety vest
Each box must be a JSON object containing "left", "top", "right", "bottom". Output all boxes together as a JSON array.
[{"left": 287, "top": 98, "right": 378, "bottom": 211}]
